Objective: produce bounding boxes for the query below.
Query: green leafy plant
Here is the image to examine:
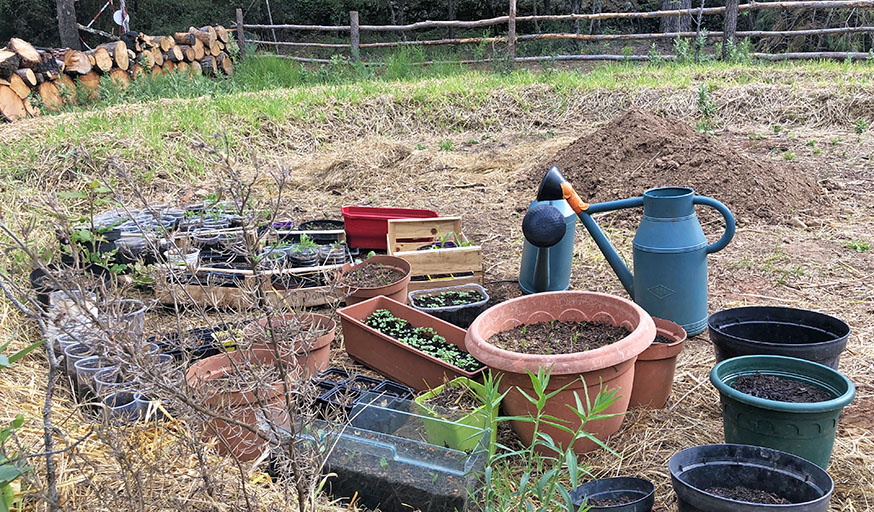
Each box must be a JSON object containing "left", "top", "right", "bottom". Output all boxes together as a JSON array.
[
  {"left": 696, "top": 83, "right": 717, "bottom": 133},
  {"left": 844, "top": 239, "right": 870, "bottom": 252},
  {"left": 439, "top": 139, "right": 455, "bottom": 151},
  {"left": 855, "top": 118, "right": 869, "bottom": 133},
  {"left": 478, "top": 366, "right": 619, "bottom": 511}
]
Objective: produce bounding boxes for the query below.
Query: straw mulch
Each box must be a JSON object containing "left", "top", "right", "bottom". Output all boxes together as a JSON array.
[{"left": 1, "top": 115, "right": 872, "bottom": 511}]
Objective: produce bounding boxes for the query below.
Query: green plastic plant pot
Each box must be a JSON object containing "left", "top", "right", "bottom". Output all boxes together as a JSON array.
[
  {"left": 414, "top": 377, "right": 497, "bottom": 453},
  {"left": 710, "top": 354, "right": 855, "bottom": 468}
]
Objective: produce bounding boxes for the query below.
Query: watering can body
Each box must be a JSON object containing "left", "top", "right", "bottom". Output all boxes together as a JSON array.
[
  {"left": 519, "top": 199, "right": 577, "bottom": 294},
  {"left": 578, "top": 187, "right": 735, "bottom": 336}
]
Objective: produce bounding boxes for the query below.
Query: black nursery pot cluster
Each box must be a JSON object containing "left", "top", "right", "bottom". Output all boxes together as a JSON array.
[{"left": 312, "top": 367, "right": 414, "bottom": 433}]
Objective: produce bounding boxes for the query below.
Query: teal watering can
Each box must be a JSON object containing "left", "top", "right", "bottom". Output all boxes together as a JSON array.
[{"left": 519, "top": 167, "right": 735, "bottom": 335}]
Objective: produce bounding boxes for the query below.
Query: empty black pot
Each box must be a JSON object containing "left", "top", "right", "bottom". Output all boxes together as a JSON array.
[
  {"left": 708, "top": 306, "right": 849, "bottom": 369},
  {"left": 669, "top": 444, "right": 833, "bottom": 512},
  {"left": 570, "top": 477, "right": 654, "bottom": 511}
]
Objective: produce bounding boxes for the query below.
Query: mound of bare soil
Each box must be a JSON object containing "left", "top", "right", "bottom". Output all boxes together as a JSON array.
[{"left": 519, "top": 110, "right": 824, "bottom": 224}]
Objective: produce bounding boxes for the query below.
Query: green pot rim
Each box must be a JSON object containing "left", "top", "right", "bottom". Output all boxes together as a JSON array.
[
  {"left": 710, "top": 354, "right": 855, "bottom": 413},
  {"left": 414, "top": 377, "right": 492, "bottom": 417}
]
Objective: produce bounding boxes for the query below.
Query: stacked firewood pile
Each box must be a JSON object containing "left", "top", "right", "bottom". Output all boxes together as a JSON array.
[{"left": 0, "top": 25, "right": 234, "bottom": 122}]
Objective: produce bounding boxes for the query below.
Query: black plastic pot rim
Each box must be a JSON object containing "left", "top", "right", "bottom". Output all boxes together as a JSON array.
[
  {"left": 572, "top": 477, "right": 655, "bottom": 509},
  {"left": 708, "top": 307, "right": 850, "bottom": 348},
  {"left": 710, "top": 355, "right": 855, "bottom": 414}
]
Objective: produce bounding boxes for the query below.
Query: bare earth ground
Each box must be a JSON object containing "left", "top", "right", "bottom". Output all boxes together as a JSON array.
[{"left": 1, "top": 109, "right": 873, "bottom": 509}]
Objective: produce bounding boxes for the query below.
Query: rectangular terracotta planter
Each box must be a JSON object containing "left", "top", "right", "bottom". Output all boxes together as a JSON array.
[{"left": 337, "top": 296, "right": 485, "bottom": 391}]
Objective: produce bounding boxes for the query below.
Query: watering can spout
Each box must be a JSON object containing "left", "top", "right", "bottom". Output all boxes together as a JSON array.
[{"left": 539, "top": 167, "right": 638, "bottom": 297}]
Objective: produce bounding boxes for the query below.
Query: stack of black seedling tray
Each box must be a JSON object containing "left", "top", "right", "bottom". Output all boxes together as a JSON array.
[{"left": 312, "top": 368, "right": 415, "bottom": 433}]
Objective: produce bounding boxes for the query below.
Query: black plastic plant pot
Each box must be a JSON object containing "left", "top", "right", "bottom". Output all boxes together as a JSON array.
[
  {"left": 708, "top": 306, "right": 849, "bottom": 370},
  {"left": 373, "top": 380, "right": 415, "bottom": 401},
  {"left": 318, "top": 244, "right": 349, "bottom": 265},
  {"left": 668, "top": 444, "right": 833, "bottom": 512},
  {"left": 322, "top": 386, "right": 360, "bottom": 417},
  {"left": 299, "top": 219, "right": 345, "bottom": 245},
  {"left": 408, "top": 283, "right": 491, "bottom": 329},
  {"left": 30, "top": 264, "right": 113, "bottom": 309},
  {"left": 288, "top": 248, "right": 319, "bottom": 268},
  {"left": 570, "top": 477, "right": 655, "bottom": 512}
]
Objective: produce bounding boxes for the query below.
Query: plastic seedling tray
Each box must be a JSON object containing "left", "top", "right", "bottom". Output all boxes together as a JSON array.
[
  {"left": 372, "top": 380, "right": 414, "bottom": 401},
  {"left": 346, "top": 375, "right": 382, "bottom": 391},
  {"left": 284, "top": 399, "right": 488, "bottom": 512},
  {"left": 316, "top": 367, "right": 351, "bottom": 385}
]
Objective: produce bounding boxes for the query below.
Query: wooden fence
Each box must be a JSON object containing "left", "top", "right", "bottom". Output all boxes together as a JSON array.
[{"left": 233, "top": 0, "right": 874, "bottom": 65}]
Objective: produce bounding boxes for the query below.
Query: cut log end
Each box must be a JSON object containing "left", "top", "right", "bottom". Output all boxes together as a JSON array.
[
  {"left": 8, "top": 73, "right": 30, "bottom": 99},
  {"left": 8, "top": 38, "right": 40, "bottom": 67},
  {"left": 0, "top": 84, "right": 26, "bottom": 122},
  {"left": 38, "top": 81, "right": 63, "bottom": 111},
  {"left": 108, "top": 68, "right": 131, "bottom": 88}
]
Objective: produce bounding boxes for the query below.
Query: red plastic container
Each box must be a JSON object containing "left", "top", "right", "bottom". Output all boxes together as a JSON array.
[{"left": 341, "top": 206, "right": 438, "bottom": 250}]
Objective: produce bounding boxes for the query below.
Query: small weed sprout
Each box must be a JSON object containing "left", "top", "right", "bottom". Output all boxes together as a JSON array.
[{"left": 845, "top": 239, "right": 870, "bottom": 252}]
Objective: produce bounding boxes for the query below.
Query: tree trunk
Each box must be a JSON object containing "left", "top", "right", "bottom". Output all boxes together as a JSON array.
[
  {"left": 448, "top": 0, "right": 455, "bottom": 39},
  {"left": 590, "top": 0, "right": 603, "bottom": 34},
  {"left": 660, "top": 0, "right": 692, "bottom": 32},
  {"left": 56, "top": 0, "right": 80, "bottom": 50}
]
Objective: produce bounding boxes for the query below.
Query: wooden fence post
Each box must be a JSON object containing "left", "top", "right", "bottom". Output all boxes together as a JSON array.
[
  {"left": 236, "top": 8, "right": 247, "bottom": 58},
  {"left": 508, "top": 0, "right": 517, "bottom": 64},
  {"left": 722, "top": 0, "right": 739, "bottom": 58},
  {"left": 350, "top": 11, "right": 360, "bottom": 62}
]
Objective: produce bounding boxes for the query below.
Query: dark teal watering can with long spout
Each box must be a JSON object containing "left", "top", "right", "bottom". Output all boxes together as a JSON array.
[{"left": 519, "top": 167, "right": 735, "bottom": 335}]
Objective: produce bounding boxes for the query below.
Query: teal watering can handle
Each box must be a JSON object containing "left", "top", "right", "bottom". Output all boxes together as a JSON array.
[{"left": 693, "top": 196, "right": 736, "bottom": 254}]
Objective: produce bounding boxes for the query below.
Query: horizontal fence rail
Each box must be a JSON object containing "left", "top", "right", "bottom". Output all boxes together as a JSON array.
[{"left": 234, "top": 0, "right": 874, "bottom": 65}]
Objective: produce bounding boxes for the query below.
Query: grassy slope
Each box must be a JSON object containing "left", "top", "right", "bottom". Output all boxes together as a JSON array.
[{"left": 3, "top": 57, "right": 874, "bottom": 185}]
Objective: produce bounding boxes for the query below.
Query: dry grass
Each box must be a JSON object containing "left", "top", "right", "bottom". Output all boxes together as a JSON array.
[{"left": 0, "top": 78, "right": 873, "bottom": 511}]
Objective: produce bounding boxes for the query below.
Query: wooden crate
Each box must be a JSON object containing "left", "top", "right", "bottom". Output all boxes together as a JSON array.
[{"left": 387, "top": 217, "right": 483, "bottom": 291}]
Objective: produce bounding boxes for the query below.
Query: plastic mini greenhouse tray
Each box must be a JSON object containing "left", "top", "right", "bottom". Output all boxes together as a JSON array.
[{"left": 282, "top": 393, "right": 488, "bottom": 512}]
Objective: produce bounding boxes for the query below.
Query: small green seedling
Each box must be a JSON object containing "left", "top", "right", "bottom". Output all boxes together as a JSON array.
[{"left": 844, "top": 239, "right": 870, "bottom": 252}]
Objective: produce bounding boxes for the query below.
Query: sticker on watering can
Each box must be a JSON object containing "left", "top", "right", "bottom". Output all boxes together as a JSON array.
[{"left": 648, "top": 284, "right": 676, "bottom": 299}]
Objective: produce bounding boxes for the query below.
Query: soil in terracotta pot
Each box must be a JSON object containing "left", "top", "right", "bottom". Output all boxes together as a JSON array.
[
  {"left": 653, "top": 335, "right": 674, "bottom": 344},
  {"left": 730, "top": 372, "right": 833, "bottom": 403},
  {"left": 423, "top": 385, "right": 479, "bottom": 412},
  {"left": 587, "top": 494, "right": 637, "bottom": 506},
  {"left": 490, "top": 320, "right": 631, "bottom": 355},
  {"left": 414, "top": 290, "right": 485, "bottom": 309},
  {"left": 342, "top": 263, "right": 405, "bottom": 288},
  {"left": 705, "top": 486, "right": 792, "bottom": 504}
]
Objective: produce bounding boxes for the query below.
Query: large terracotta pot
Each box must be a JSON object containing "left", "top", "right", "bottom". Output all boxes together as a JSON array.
[
  {"left": 187, "top": 348, "right": 302, "bottom": 462},
  {"left": 628, "top": 317, "right": 687, "bottom": 409},
  {"left": 465, "top": 291, "right": 655, "bottom": 454},
  {"left": 339, "top": 255, "right": 412, "bottom": 305},
  {"left": 241, "top": 312, "right": 335, "bottom": 373}
]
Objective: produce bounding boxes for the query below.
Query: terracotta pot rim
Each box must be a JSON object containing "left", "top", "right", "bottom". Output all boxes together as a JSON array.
[
  {"left": 465, "top": 291, "right": 655, "bottom": 375},
  {"left": 638, "top": 317, "right": 687, "bottom": 361},
  {"left": 242, "top": 312, "right": 336, "bottom": 353},
  {"left": 340, "top": 255, "right": 412, "bottom": 291},
  {"left": 186, "top": 347, "right": 290, "bottom": 405}
]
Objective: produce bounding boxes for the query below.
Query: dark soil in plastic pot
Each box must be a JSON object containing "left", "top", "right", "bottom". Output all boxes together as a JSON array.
[
  {"left": 588, "top": 495, "right": 637, "bottom": 506},
  {"left": 423, "top": 385, "right": 479, "bottom": 412},
  {"left": 653, "top": 335, "right": 674, "bottom": 344},
  {"left": 342, "top": 263, "right": 405, "bottom": 288},
  {"left": 490, "top": 320, "right": 630, "bottom": 355},
  {"left": 730, "top": 373, "right": 833, "bottom": 403},
  {"left": 413, "top": 290, "right": 486, "bottom": 309},
  {"left": 705, "top": 486, "right": 792, "bottom": 504}
]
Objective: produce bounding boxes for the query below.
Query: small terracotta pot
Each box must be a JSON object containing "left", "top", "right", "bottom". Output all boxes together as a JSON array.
[
  {"left": 628, "top": 317, "right": 687, "bottom": 409},
  {"left": 204, "top": 398, "right": 289, "bottom": 462},
  {"left": 339, "top": 255, "right": 412, "bottom": 305},
  {"left": 241, "top": 312, "right": 335, "bottom": 373},
  {"left": 465, "top": 291, "right": 655, "bottom": 455}
]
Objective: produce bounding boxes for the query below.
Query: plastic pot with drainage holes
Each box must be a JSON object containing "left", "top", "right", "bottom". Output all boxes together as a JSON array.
[{"left": 669, "top": 444, "right": 834, "bottom": 512}]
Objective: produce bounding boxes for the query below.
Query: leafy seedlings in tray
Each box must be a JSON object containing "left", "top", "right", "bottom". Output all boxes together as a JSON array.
[{"left": 364, "top": 309, "right": 483, "bottom": 372}]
